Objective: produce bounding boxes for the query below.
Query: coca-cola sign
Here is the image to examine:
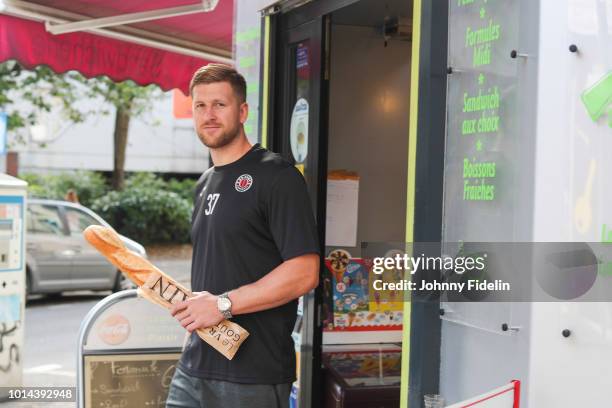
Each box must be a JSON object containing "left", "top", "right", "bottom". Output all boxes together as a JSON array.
[{"left": 97, "top": 314, "right": 131, "bottom": 345}]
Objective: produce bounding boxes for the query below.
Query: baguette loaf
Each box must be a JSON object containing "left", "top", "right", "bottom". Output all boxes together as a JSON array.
[{"left": 83, "top": 225, "right": 248, "bottom": 360}]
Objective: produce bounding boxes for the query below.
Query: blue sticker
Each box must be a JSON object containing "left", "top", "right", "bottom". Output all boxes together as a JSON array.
[
  {"left": 0, "top": 295, "right": 20, "bottom": 323},
  {"left": 296, "top": 44, "right": 309, "bottom": 69}
]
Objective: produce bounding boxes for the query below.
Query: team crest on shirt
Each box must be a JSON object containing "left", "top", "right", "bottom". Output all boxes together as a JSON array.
[{"left": 235, "top": 174, "right": 253, "bottom": 192}]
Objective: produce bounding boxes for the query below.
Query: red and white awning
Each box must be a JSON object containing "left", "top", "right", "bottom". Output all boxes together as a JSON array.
[{"left": 0, "top": 0, "right": 235, "bottom": 94}]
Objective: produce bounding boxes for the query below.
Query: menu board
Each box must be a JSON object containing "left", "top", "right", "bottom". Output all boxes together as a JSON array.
[
  {"left": 441, "top": 0, "right": 522, "bottom": 332},
  {"left": 443, "top": 0, "right": 520, "bottom": 243},
  {"left": 84, "top": 353, "right": 180, "bottom": 408}
]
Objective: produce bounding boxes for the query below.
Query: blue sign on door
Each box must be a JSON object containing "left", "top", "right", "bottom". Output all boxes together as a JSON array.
[{"left": 296, "top": 44, "right": 309, "bottom": 69}]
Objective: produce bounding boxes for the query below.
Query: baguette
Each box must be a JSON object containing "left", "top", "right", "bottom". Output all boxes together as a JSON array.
[{"left": 83, "top": 225, "right": 248, "bottom": 360}]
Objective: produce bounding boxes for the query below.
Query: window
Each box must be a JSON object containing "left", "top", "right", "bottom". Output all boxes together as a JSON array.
[
  {"left": 28, "top": 205, "right": 64, "bottom": 235},
  {"left": 64, "top": 207, "right": 101, "bottom": 236}
]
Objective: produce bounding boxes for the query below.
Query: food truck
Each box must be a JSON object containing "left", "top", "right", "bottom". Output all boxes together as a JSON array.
[{"left": 235, "top": 0, "right": 612, "bottom": 406}]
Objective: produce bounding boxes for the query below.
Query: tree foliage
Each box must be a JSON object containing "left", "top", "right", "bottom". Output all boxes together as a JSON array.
[
  {"left": 21, "top": 170, "right": 108, "bottom": 208},
  {"left": 0, "top": 61, "right": 160, "bottom": 130},
  {"left": 0, "top": 61, "right": 162, "bottom": 190},
  {"left": 0, "top": 61, "right": 86, "bottom": 134},
  {"left": 80, "top": 77, "right": 162, "bottom": 190},
  {"left": 84, "top": 76, "right": 159, "bottom": 117}
]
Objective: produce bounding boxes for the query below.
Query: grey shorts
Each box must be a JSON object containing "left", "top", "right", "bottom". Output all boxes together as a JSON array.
[{"left": 166, "top": 366, "right": 292, "bottom": 408}]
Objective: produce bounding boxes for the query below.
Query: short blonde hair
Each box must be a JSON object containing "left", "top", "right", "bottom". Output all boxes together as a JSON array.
[{"left": 189, "top": 64, "right": 247, "bottom": 103}]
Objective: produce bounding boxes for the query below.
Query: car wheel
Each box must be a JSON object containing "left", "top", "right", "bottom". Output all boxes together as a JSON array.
[
  {"left": 25, "top": 269, "right": 32, "bottom": 304},
  {"left": 113, "top": 271, "right": 135, "bottom": 292},
  {"left": 25, "top": 269, "right": 32, "bottom": 296}
]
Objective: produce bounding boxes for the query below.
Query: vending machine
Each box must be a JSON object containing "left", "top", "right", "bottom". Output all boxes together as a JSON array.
[{"left": 0, "top": 174, "right": 27, "bottom": 399}]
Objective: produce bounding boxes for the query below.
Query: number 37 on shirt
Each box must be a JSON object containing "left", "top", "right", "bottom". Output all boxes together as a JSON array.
[{"left": 205, "top": 193, "right": 220, "bottom": 215}]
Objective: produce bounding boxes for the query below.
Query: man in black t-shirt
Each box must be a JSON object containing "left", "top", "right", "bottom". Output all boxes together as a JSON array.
[{"left": 166, "top": 64, "right": 320, "bottom": 408}]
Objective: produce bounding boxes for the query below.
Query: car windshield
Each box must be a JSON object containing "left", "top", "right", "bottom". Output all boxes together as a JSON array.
[
  {"left": 27, "top": 204, "right": 64, "bottom": 235},
  {"left": 64, "top": 207, "right": 102, "bottom": 236}
]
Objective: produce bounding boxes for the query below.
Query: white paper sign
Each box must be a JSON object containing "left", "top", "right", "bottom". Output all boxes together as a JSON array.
[{"left": 325, "top": 177, "right": 359, "bottom": 247}]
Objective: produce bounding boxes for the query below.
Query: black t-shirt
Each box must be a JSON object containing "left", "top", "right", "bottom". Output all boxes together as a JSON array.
[{"left": 178, "top": 144, "right": 320, "bottom": 384}]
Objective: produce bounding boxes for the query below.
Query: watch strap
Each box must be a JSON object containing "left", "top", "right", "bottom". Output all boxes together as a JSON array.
[{"left": 218, "top": 292, "right": 233, "bottom": 319}]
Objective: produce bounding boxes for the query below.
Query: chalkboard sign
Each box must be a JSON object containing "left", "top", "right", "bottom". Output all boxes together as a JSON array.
[{"left": 84, "top": 353, "right": 181, "bottom": 408}]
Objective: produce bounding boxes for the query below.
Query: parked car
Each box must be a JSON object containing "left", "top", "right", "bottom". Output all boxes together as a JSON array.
[{"left": 26, "top": 198, "right": 145, "bottom": 296}]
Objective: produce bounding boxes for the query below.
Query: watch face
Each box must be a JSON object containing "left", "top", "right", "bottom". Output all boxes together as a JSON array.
[{"left": 219, "top": 297, "right": 231, "bottom": 311}]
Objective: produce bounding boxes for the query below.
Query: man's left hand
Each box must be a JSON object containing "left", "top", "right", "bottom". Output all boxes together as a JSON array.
[{"left": 170, "top": 291, "right": 224, "bottom": 333}]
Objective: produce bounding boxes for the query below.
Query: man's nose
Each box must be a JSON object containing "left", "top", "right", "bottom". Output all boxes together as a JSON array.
[{"left": 200, "top": 105, "right": 217, "bottom": 119}]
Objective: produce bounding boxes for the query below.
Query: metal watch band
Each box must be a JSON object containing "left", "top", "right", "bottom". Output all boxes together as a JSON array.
[{"left": 218, "top": 292, "right": 233, "bottom": 319}]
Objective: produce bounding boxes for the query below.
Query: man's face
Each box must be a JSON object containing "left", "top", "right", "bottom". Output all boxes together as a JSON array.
[{"left": 192, "top": 82, "right": 248, "bottom": 149}]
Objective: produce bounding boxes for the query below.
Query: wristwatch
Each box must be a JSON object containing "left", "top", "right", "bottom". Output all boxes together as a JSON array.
[{"left": 217, "top": 292, "right": 233, "bottom": 319}]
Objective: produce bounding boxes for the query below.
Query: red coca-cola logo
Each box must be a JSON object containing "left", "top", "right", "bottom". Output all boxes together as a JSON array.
[{"left": 98, "top": 314, "right": 130, "bottom": 345}]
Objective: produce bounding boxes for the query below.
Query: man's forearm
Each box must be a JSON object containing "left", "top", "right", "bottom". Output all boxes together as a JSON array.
[{"left": 228, "top": 253, "right": 320, "bottom": 315}]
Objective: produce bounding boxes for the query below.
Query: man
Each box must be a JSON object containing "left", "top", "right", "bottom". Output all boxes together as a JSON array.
[{"left": 166, "top": 64, "right": 320, "bottom": 408}]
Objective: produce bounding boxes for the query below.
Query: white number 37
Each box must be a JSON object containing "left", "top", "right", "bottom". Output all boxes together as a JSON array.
[{"left": 205, "top": 193, "right": 220, "bottom": 215}]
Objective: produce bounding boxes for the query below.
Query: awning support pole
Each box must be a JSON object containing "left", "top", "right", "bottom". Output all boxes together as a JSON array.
[{"left": 45, "top": 1, "right": 219, "bottom": 35}]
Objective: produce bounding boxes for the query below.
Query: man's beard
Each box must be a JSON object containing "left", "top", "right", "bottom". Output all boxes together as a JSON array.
[{"left": 197, "top": 122, "right": 240, "bottom": 149}]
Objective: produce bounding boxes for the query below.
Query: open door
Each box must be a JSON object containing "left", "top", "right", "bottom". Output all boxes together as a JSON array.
[{"left": 272, "top": 12, "right": 329, "bottom": 408}]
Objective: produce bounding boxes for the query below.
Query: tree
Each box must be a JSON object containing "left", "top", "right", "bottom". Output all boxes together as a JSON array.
[
  {"left": 0, "top": 61, "right": 161, "bottom": 191},
  {"left": 84, "top": 77, "right": 161, "bottom": 191},
  {"left": 0, "top": 61, "right": 85, "bottom": 135}
]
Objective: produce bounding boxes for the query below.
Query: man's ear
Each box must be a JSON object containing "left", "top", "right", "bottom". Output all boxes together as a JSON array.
[{"left": 240, "top": 102, "right": 249, "bottom": 124}]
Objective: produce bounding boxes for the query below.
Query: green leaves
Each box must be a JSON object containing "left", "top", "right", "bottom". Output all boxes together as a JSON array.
[
  {"left": 22, "top": 170, "right": 196, "bottom": 244},
  {"left": 91, "top": 185, "right": 192, "bottom": 245},
  {"left": 81, "top": 75, "right": 162, "bottom": 116},
  {"left": 91, "top": 172, "right": 194, "bottom": 244},
  {"left": 21, "top": 170, "right": 108, "bottom": 208},
  {"left": 0, "top": 62, "right": 87, "bottom": 132},
  {"left": 1, "top": 61, "right": 164, "bottom": 192},
  {"left": 0, "top": 61, "right": 162, "bottom": 133}
]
